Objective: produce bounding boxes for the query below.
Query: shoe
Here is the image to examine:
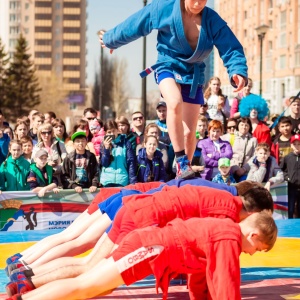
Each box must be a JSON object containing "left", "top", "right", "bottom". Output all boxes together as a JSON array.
[
  {"left": 6, "top": 254, "right": 22, "bottom": 266},
  {"left": 7, "top": 263, "right": 25, "bottom": 277},
  {"left": 175, "top": 155, "right": 195, "bottom": 179},
  {"left": 10, "top": 267, "right": 27, "bottom": 276},
  {"left": 6, "top": 280, "right": 34, "bottom": 297},
  {"left": 10, "top": 271, "right": 27, "bottom": 282},
  {"left": 5, "top": 294, "right": 22, "bottom": 300}
]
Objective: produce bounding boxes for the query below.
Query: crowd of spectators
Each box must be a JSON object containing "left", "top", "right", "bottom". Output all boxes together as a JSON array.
[{"left": 0, "top": 76, "right": 300, "bottom": 218}]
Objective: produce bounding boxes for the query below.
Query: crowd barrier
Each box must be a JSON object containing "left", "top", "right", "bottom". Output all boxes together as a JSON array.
[{"left": 0, "top": 182, "right": 288, "bottom": 232}]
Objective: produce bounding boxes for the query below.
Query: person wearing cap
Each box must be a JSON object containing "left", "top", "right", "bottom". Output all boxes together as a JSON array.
[
  {"left": 212, "top": 157, "right": 236, "bottom": 185},
  {"left": 280, "top": 134, "right": 300, "bottom": 218},
  {"left": 61, "top": 131, "right": 99, "bottom": 193},
  {"left": 27, "top": 149, "right": 60, "bottom": 197}
]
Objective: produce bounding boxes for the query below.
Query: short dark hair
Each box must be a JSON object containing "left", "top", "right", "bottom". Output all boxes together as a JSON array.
[
  {"left": 240, "top": 184, "right": 274, "bottom": 213},
  {"left": 237, "top": 117, "right": 252, "bottom": 134},
  {"left": 83, "top": 107, "right": 97, "bottom": 116},
  {"left": 46, "top": 111, "right": 56, "bottom": 119},
  {"left": 278, "top": 116, "right": 292, "bottom": 126}
]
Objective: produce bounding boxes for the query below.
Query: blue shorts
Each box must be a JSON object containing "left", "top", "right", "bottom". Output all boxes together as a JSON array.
[{"left": 156, "top": 71, "right": 204, "bottom": 105}]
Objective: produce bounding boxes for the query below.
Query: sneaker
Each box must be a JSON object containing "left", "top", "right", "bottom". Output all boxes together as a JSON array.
[
  {"left": 175, "top": 155, "right": 195, "bottom": 179},
  {"left": 10, "top": 271, "right": 27, "bottom": 282},
  {"left": 6, "top": 280, "right": 34, "bottom": 297},
  {"left": 7, "top": 263, "right": 25, "bottom": 277},
  {"left": 10, "top": 267, "right": 27, "bottom": 276},
  {"left": 6, "top": 254, "right": 22, "bottom": 266}
]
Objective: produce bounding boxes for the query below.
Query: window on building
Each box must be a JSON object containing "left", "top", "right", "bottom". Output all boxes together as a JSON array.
[
  {"left": 24, "top": 28, "right": 29, "bottom": 34},
  {"left": 55, "top": 53, "right": 61, "bottom": 60},
  {"left": 63, "top": 65, "right": 80, "bottom": 71},
  {"left": 63, "top": 14, "right": 79, "bottom": 21},
  {"left": 295, "top": 49, "right": 300, "bottom": 66},
  {"left": 68, "top": 78, "right": 80, "bottom": 84},
  {"left": 280, "top": 10, "right": 286, "bottom": 29},
  {"left": 38, "top": 65, "right": 52, "bottom": 71},
  {"left": 244, "top": 29, "right": 247, "bottom": 38},
  {"left": 35, "top": 40, "right": 51, "bottom": 46},
  {"left": 55, "top": 40, "right": 61, "bottom": 47},
  {"left": 9, "top": 26, "right": 19, "bottom": 34},
  {"left": 35, "top": 26, "right": 52, "bottom": 33},
  {"left": 35, "top": 52, "right": 51, "bottom": 58},
  {"left": 279, "top": 32, "right": 286, "bottom": 47},
  {"left": 9, "top": 14, "right": 16, "bottom": 22},
  {"left": 63, "top": 40, "right": 80, "bottom": 46},
  {"left": 295, "top": 76, "right": 300, "bottom": 89},
  {"left": 268, "top": 20, "right": 273, "bottom": 29},
  {"left": 63, "top": 2, "right": 81, "bottom": 8},
  {"left": 55, "top": 15, "right": 61, "bottom": 22},
  {"left": 25, "top": 15, "right": 29, "bottom": 22},
  {"left": 35, "top": 14, "right": 52, "bottom": 20},
  {"left": 244, "top": 11, "right": 247, "bottom": 19},
  {"left": 35, "top": 1, "right": 51, "bottom": 7},
  {"left": 25, "top": 3, "right": 29, "bottom": 9},
  {"left": 268, "top": 41, "right": 273, "bottom": 51},
  {"left": 63, "top": 27, "right": 80, "bottom": 33},
  {"left": 279, "top": 55, "right": 286, "bottom": 69},
  {"left": 55, "top": 3, "right": 61, "bottom": 9}
]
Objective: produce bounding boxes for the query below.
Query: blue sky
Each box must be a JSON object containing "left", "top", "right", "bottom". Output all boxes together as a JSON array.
[
  {"left": 87, "top": 0, "right": 158, "bottom": 98},
  {"left": 87, "top": 0, "right": 214, "bottom": 98}
]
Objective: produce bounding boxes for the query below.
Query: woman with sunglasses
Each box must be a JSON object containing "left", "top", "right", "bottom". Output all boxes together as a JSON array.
[{"left": 32, "top": 123, "right": 67, "bottom": 185}]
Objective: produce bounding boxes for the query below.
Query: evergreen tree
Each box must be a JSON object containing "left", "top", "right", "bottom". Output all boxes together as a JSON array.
[
  {"left": 0, "top": 38, "right": 10, "bottom": 109},
  {"left": 5, "top": 35, "right": 40, "bottom": 121}
]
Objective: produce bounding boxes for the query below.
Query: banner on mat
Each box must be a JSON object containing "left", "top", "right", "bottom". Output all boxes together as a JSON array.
[
  {"left": 0, "top": 190, "right": 96, "bottom": 231},
  {"left": 0, "top": 182, "right": 289, "bottom": 232}
]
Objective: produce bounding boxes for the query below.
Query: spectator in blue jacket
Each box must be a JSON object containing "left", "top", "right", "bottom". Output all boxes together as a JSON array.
[
  {"left": 100, "top": 120, "right": 137, "bottom": 187},
  {"left": 0, "top": 126, "right": 10, "bottom": 166},
  {"left": 137, "top": 135, "right": 166, "bottom": 183}
]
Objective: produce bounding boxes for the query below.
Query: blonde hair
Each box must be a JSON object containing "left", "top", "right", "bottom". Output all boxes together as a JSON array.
[
  {"left": 242, "top": 211, "right": 278, "bottom": 251},
  {"left": 37, "top": 123, "right": 54, "bottom": 142},
  {"left": 197, "top": 115, "right": 208, "bottom": 124}
]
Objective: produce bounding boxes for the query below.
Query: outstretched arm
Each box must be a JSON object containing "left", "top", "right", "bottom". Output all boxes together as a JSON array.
[{"left": 99, "top": 3, "right": 153, "bottom": 51}]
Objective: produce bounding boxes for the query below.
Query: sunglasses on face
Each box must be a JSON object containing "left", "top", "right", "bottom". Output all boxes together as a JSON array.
[
  {"left": 87, "top": 117, "right": 95, "bottom": 121},
  {"left": 41, "top": 131, "right": 52, "bottom": 135},
  {"left": 133, "top": 116, "right": 144, "bottom": 121},
  {"left": 227, "top": 126, "right": 236, "bottom": 129},
  {"left": 200, "top": 104, "right": 208, "bottom": 108}
]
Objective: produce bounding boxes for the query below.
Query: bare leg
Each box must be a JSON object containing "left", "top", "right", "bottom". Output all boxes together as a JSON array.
[
  {"left": 30, "top": 234, "right": 113, "bottom": 286},
  {"left": 182, "top": 102, "right": 200, "bottom": 160},
  {"left": 21, "top": 210, "right": 103, "bottom": 264},
  {"left": 29, "top": 213, "right": 112, "bottom": 268},
  {"left": 159, "top": 78, "right": 185, "bottom": 153},
  {"left": 22, "top": 257, "right": 124, "bottom": 300}
]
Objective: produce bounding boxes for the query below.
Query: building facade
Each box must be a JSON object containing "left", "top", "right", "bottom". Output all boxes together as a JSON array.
[
  {"left": 0, "top": 0, "right": 87, "bottom": 101},
  {"left": 214, "top": 0, "right": 300, "bottom": 114}
]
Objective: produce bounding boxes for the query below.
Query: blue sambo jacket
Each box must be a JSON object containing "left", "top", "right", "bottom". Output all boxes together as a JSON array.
[{"left": 103, "top": 0, "right": 248, "bottom": 98}]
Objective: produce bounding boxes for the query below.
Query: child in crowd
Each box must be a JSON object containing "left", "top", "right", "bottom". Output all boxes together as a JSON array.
[
  {"left": 186, "top": 116, "right": 208, "bottom": 177},
  {"left": 280, "top": 134, "right": 300, "bottom": 218},
  {"left": 4, "top": 127, "right": 14, "bottom": 140},
  {"left": 100, "top": 120, "right": 137, "bottom": 187},
  {"left": 212, "top": 157, "right": 236, "bottom": 185},
  {"left": 0, "top": 126, "right": 10, "bottom": 166},
  {"left": 137, "top": 135, "right": 166, "bottom": 183},
  {"left": 61, "top": 132, "right": 98, "bottom": 194},
  {"left": 28, "top": 113, "right": 44, "bottom": 146},
  {"left": 99, "top": 0, "right": 247, "bottom": 179},
  {"left": 9, "top": 212, "right": 277, "bottom": 300},
  {"left": 14, "top": 121, "right": 29, "bottom": 140},
  {"left": 27, "top": 149, "right": 60, "bottom": 197},
  {"left": 20, "top": 136, "right": 33, "bottom": 163},
  {"left": 65, "top": 119, "right": 96, "bottom": 155},
  {"left": 271, "top": 116, "right": 293, "bottom": 164},
  {"left": 246, "top": 143, "right": 284, "bottom": 191},
  {"left": 52, "top": 118, "right": 68, "bottom": 143},
  {"left": 0, "top": 140, "right": 30, "bottom": 193},
  {"left": 89, "top": 119, "right": 105, "bottom": 158}
]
